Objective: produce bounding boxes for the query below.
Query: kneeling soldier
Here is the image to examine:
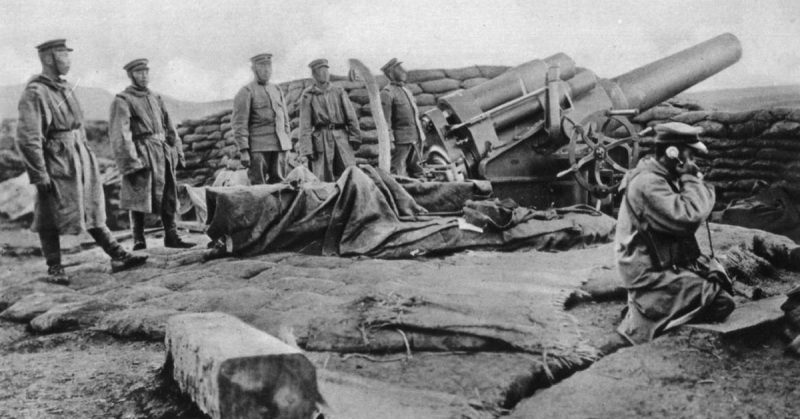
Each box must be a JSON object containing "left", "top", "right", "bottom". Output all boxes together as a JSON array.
[{"left": 615, "top": 122, "right": 734, "bottom": 344}]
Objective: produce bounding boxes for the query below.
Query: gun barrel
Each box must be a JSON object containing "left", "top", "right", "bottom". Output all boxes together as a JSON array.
[
  {"left": 611, "top": 33, "right": 742, "bottom": 110},
  {"left": 467, "top": 53, "right": 577, "bottom": 112}
]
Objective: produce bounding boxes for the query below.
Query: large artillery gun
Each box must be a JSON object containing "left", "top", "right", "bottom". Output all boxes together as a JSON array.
[{"left": 420, "top": 33, "right": 742, "bottom": 207}]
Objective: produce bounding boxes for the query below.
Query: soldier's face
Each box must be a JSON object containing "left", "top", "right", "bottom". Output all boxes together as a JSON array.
[
  {"left": 253, "top": 62, "right": 272, "bottom": 83},
  {"left": 312, "top": 66, "right": 329, "bottom": 84},
  {"left": 393, "top": 65, "right": 407, "bottom": 82},
  {"left": 52, "top": 49, "right": 71, "bottom": 76},
  {"left": 130, "top": 69, "right": 149, "bottom": 88}
]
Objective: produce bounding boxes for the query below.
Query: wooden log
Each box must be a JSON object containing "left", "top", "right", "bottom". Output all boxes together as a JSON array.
[{"left": 165, "top": 312, "right": 325, "bottom": 419}]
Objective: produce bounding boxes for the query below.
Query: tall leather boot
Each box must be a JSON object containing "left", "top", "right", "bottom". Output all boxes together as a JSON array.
[
  {"left": 162, "top": 212, "right": 195, "bottom": 249},
  {"left": 88, "top": 226, "right": 148, "bottom": 273},
  {"left": 38, "top": 229, "right": 69, "bottom": 284},
  {"left": 131, "top": 211, "right": 147, "bottom": 250}
]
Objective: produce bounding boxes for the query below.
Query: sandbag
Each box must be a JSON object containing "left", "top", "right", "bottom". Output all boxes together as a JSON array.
[
  {"left": 461, "top": 77, "right": 489, "bottom": 89},
  {"left": 444, "top": 66, "right": 483, "bottom": 81},
  {"left": 414, "top": 93, "right": 436, "bottom": 107},
  {"left": 477, "top": 65, "right": 509, "bottom": 79},
  {"left": 406, "top": 69, "right": 446, "bottom": 83},
  {"left": 420, "top": 78, "right": 461, "bottom": 94}
]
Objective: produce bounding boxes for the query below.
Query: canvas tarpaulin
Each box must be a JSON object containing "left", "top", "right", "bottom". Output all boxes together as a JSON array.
[{"left": 204, "top": 165, "right": 616, "bottom": 258}]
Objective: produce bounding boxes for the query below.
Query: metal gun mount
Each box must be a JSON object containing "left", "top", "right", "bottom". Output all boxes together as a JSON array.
[{"left": 421, "top": 33, "right": 742, "bottom": 208}]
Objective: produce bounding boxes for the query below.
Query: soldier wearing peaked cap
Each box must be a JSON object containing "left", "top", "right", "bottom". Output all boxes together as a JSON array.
[
  {"left": 379, "top": 58, "right": 426, "bottom": 178},
  {"left": 614, "top": 121, "right": 734, "bottom": 345},
  {"left": 109, "top": 58, "right": 195, "bottom": 251},
  {"left": 16, "top": 39, "right": 147, "bottom": 284},
  {"left": 298, "top": 58, "right": 362, "bottom": 181},
  {"left": 231, "top": 53, "right": 292, "bottom": 184}
]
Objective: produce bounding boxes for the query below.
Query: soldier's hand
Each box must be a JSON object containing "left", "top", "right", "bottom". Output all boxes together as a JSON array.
[
  {"left": 36, "top": 179, "right": 55, "bottom": 195},
  {"left": 240, "top": 151, "right": 251, "bottom": 168},
  {"left": 305, "top": 153, "right": 316, "bottom": 162},
  {"left": 36, "top": 179, "right": 60, "bottom": 201},
  {"left": 676, "top": 158, "right": 701, "bottom": 177},
  {"left": 349, "top": 141, "right": 361, "bottom": 151}
]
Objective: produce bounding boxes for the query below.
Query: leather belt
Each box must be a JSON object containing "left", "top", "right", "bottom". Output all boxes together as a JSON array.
[
  {"left": 315, "top": 123, "right": 346, "bottom": 130},
  {"left": 133, "top": 133, "right": 166, "bottom": 142}
]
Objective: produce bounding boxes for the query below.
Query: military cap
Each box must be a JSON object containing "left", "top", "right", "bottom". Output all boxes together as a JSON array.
[
  {"left": 36, "top": 39, "right": 73, "bottom": 52},
  {"left": 380, "top": 58, "right": 403, "bottom": 74},
  {"left": 308, "top": 58, "right": 329, "bottom": 70},
  {"left": 250, "top": 53, "right": 273, "bottom": 64},
  {"left": 123, "top": 58, "right": 149, "bottom": 73},
  {"left": 654, "top": 122, "right": 708, "bottom": 154}
]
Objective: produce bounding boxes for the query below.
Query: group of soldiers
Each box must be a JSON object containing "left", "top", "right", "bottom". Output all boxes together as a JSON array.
[
  {"left": 16, "top": 39, "right": 734, "bottom": 344},
  {"left": 16, "top": 39, "right": 195, "bottom": 284},
  {"left": 15, "top": 39, "right": 428, "bottom": 284},
  {"left": 233, "top": 53, "right": 426, "bottom": 185}
]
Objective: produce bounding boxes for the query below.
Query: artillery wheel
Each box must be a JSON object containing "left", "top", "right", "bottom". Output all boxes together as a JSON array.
[{"left": 560, "top": 111, "right": 641, "bottom": 199}]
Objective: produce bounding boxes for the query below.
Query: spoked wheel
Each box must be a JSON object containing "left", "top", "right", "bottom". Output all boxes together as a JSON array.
[{"left": 557, "top": 110, "right": 641, "bottom": 199}]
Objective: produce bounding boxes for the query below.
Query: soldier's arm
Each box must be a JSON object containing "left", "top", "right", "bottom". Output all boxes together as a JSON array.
[
  {"left": 109, "top": 96, "right": 146, "bottom": 175},
  {"left": 158, "top": 95, "right": 185, "bottom": 165},
  {"left": 16, "top": 86, "right": 51, "bottom": 185},
  {"left": 379, "top": 90, "right": 395, "bottom": 144},
  {"left": 342, "top": 88, "right": 361, "bottom": 142},
  {"left": 231, "top": 87, "right": 251, "bottom": 152},
  {"left": 633, "top": 173, "right": 715, "bottom": 235}
]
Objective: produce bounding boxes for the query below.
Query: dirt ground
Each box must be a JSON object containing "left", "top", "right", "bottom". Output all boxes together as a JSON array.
[{"left": 1, "top": 218, "right": 799, "bottom": 418}]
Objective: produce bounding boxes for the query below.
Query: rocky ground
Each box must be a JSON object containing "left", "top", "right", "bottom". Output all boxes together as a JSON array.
[{"left": 1, "top": 218, "right": 799, "bottom": 418}]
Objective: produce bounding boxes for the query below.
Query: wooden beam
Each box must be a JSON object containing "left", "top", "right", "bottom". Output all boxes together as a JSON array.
[
  {"left": 165, "top": 312, "right": 324, "bottom": 419},
  {"left": 685, "top": 295, "right": 786, "bottom": 335}
]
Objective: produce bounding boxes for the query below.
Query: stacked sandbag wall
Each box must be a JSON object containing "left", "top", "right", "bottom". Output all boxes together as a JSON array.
[
  {"left": 633, "top": 105, "right": 800, "bottom": 207},
  {"left": 175, "top": 65, "right": 510, "bottom": 186}
]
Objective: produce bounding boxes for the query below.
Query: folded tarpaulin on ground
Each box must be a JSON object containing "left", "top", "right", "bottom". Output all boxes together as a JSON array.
[{"left": 205, "top": 165, "right": 616, "bottom": 258}]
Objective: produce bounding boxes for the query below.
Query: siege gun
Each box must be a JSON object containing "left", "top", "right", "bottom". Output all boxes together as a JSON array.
[{"left": 421, "top": 33, "right": 742, "bottom": 207}]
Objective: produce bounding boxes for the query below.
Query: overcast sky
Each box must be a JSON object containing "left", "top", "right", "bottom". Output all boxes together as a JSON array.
[{"left": 2, "top": 0, "right": 798, "bottom": 102}]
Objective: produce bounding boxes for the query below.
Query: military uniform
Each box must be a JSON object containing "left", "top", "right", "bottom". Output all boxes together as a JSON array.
[
  {"left": 298, "top": 59, "right": 361, "bottom": 182},
  {"left": 231, "top": 53, "right": 291, "bottom": 184},
  {"left": 615, "top": 123, "right": 733, "bottom": 344},
  {"left": 109, "top": 58, "right": 193, "bottom": 250},
  {"left": 380, "top": 58, "right": 425, "bottom": 178},
  {"left": 16, "top": 40, "right": 146, "bottom": 282}
]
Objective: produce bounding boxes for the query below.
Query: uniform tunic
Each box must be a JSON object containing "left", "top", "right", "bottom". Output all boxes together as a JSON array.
[
  {"left": 380, "top": 82, "right": 426, "bottom": 176},
  {"left": 615, "top": 157, "right": 727, "bottom": 343},
  {"left": 109, "top": 85, "right": 183, "bottom": 214},
  {"left": 16, "top": 74, "right": 106, "bottom": 234},
  {"left": 298, "top": 83, "right": 361, "bottom": 181},
  {"left": 380, "top": 82, "right": 425, "bottom": 145},
  {"left": 232, "top": 80, "right": 291, "bottom": 152}
]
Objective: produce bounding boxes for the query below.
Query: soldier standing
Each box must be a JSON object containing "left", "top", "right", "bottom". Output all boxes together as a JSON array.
[
  {"left": 380, "top": 58, "right": 425, "bottom": 178},
  {"left": 615, "top": 122, "right": 734, "bottom": 344},
  {"left": 231, "top": 53, "right": 292, "bottom": 184},
  {"left": 298, "top": 58, "right": 361, "bottom": 181},
  {"left": 109, "top": 58, "right": 195, "bottom": 251},
  {"left": 16, "top": 39, "right": 147, "bottom": 284}
]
